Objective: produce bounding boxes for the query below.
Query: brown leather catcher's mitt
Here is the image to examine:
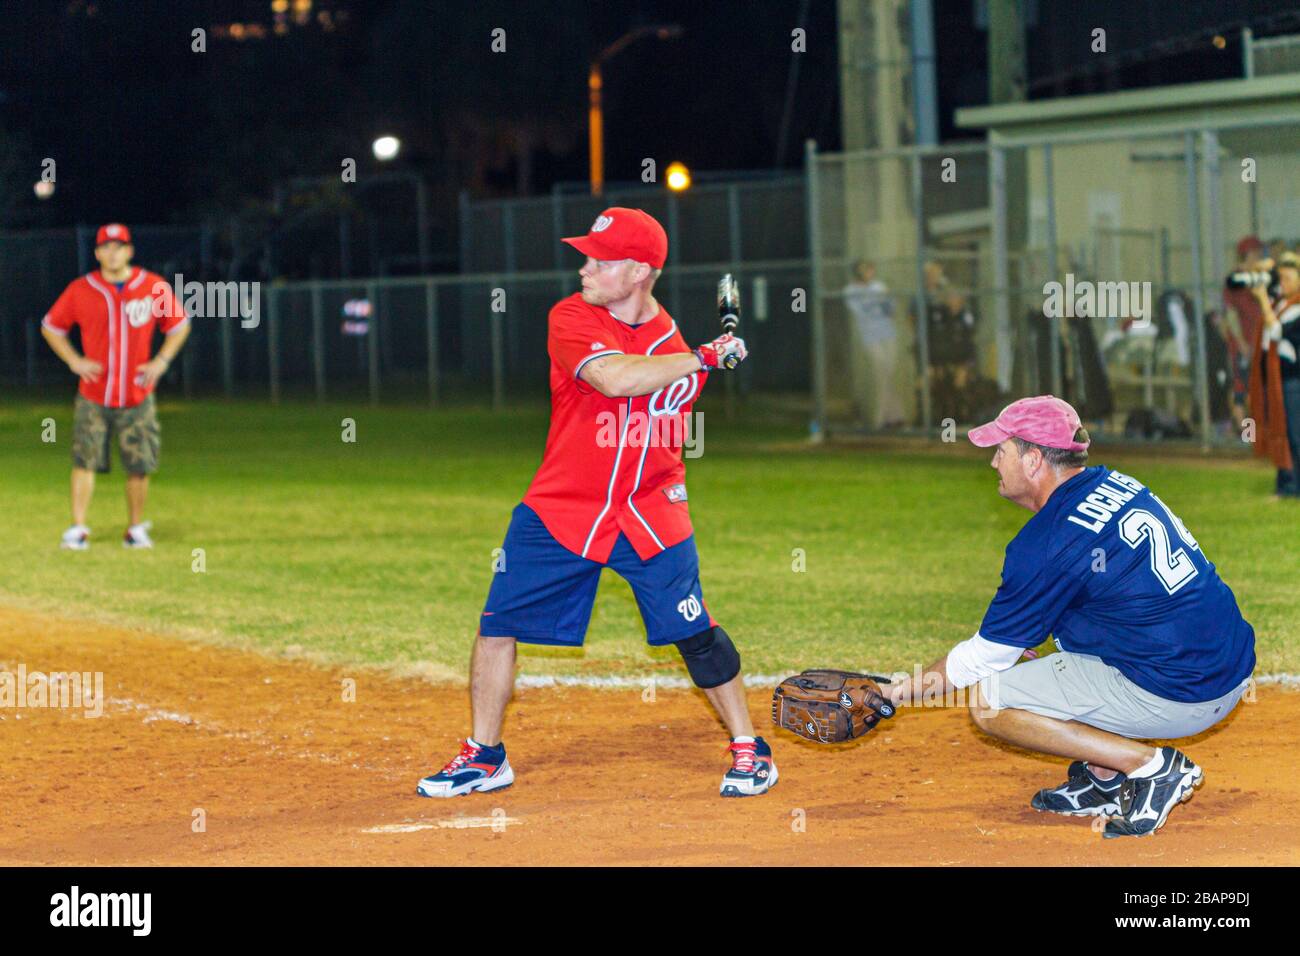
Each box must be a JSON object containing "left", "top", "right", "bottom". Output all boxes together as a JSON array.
[{"left": 771, "top": 669, "right": 896, "bottom": 743}]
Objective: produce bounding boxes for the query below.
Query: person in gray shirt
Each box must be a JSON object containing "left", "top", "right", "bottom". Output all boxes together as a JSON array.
[{"left": 844, "top": 260, "right": 904, "bottom": 428}]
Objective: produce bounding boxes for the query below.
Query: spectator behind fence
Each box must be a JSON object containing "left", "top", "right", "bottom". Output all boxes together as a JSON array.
[
  {"left": 843, "top": 260, "right": 904, "bottom": 429},
  {"left": 1223, "top": 236, "right": 1267, "bottom": 426},
  {"left": 916, "top": 260, "right": 978, "bottom": 423},
  {"left": 1268, "top": 237, "right": 1289, "bottom": 269},
  {"left": 1206, "top": 306, "right": 1236, "bottom": 432},
  {"left": 1063, "top": 307, "right": 1114, "bottom": 422},
  {"left": 1248, "top": 252, "right": 1300, "bottom": 498}
]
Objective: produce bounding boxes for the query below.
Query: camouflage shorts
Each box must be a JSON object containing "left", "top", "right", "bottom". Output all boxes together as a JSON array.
[{"left": 72, "top": 394, "right": 160, "bottom": 475}]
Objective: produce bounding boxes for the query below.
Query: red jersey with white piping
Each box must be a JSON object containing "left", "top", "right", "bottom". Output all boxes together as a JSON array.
[
  {"left": 522, "top": 293, "right": 704, "bottom": 562},
  {"left": 42, "top": 267, "right": 189, "bottom": 408}
]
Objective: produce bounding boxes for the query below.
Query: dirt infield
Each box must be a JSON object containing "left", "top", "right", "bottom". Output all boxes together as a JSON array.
[{"left": 2, "top": 605, "right": 1297, "bottom": 866}]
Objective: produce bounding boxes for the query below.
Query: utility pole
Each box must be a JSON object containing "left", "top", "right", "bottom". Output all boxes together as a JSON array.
[
  {"left": 988, "top": 0, "right": 1027, "bottom": 105},
  {"left": 588, "top": 25, "right": 683, "bottom": 196},
  {"left": 911, "top": 0, "right": 938, "bottom": 146},
  {"left": 988, "top": 0, "right": 1031, "bottom": 395},
  {"left": 838, "top": 0, "right": 920, "bottom": 419},
  {"left": 837, "top": 0, "right": 913, "bottom": 259}
]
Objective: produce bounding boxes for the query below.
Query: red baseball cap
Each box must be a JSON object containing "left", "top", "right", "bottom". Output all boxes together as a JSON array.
[
  {"left": 1236, "top": 235, "right": 1264, "bottom": 259},
  {"left": 96, "top": 223, "right": 132, "bottom": 246},
  {"left": 968, "top": 395, "right": 1090, "bottom": 452},
  {"left": 562, "top": 207, "right": 667, "bottom": 269}
]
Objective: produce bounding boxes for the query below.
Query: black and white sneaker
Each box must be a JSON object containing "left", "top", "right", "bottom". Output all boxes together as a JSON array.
[
  {"left": 1031, "top": 760, "right": 1124, "bottom": 816},
  {"left": 1103, "top": 747, "right": 1203, "bottom": 839}
]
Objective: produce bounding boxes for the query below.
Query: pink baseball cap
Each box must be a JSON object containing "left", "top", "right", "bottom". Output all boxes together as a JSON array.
[
  {"left": 968, "top": 395, "right": 1090, "bottom": 452},
  {"left": 562, "top": 207, "right": 668, "bottom": 269},
  {"left": 96, "top": 223, "right": 132, "bottom": 246}
]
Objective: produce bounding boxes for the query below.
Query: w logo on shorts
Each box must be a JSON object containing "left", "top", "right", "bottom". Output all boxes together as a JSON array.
[{"left": 677, "top": 594, "right": 702, "bottom": 622}]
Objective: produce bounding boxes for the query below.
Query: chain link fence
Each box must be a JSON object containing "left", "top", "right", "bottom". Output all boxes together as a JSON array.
[
  {"left": 3, "top": 264, "right": 812, "bottom": 407},
  {"left": 9, "top": 117, "right": 1297, "bottom": 440},
  {"left": 808, "top": 120, "right": 1300, "bottom": 445},
  {"left": 460, "top": 177, "right": 807, "bottom": 273},
  {"left": 1, "top": 179, "right": 813, "bottom": 406},
  {"left": 248, "top": 263, "right": 810, "bottom": 406}
]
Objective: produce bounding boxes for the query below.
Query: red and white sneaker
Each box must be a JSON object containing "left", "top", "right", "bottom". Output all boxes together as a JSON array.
[
  {"left": 721, "top": 736, "right": 778, "bottom": 797},
  {"left": 416, "top": 739, "right": 514, "bottom": 798},
  {"left": 60, "top": 525, "right": 90, "bottom": 551}
]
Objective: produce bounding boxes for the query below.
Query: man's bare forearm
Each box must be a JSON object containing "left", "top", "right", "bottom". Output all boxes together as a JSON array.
[
  {"left": 156, "top": 324, "right": 191, "bottom": 363},
  {"left": 581, "top": 351, "right": 702, "bottom": 398},
  {"left": 41, "top": 328, "right": 81, "bottom": 367},
  {"left": 886, "top": 654, "right": 951, "bottom": 708},
  {"left": 1259, "top": 297, "right": 1280, "bottom": 328}
]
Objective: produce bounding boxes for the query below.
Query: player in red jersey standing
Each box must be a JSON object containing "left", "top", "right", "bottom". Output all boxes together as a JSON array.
[
  {"left": 418, "top": 207, "right": 776, "bottom": 798},
  {"left": 40, "top": 224, "right": 190, "bottom": 550}
]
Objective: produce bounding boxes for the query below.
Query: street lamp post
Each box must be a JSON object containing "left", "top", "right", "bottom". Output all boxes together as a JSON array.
[
  {"left": 588, "top": 63, "right": 605, "bottom": 197},
  {"left": 372, "top": 135, "right": 430, "bottom": 273},
  {"left": 588, "top": 24, "right": 682, "bottom": 196}
]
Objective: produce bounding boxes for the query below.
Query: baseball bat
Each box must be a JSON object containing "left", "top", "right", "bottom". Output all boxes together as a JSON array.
[{"left": 717, "top": 273, "right": 740, "bottom": 369}]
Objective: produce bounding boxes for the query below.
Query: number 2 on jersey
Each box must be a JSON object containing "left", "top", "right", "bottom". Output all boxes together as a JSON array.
[{"left": 1118, "top": 494, "right": 1201, "bottom": 595}]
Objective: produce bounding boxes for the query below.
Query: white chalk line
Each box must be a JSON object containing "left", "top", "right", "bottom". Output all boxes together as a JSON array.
[
  {"left": 109, "top": 697, "right": 198, "bottom": 726},
  {"left": 1255, "top": 674, "right": 1300, "bottom": 687},
  {"left": 11, "top": 661, "right": 1298, "bottom": 840},
  {"left": 8, "top": 656, "right": 1296, "bottom": 696},
  {"left": 518, "top": 672, "right": 1300, "bottom": 690},
  {"left": 363, "top": 817, "right": 521, "bottom": 834},
  {"left": 517, "top": 673, "right": 795, "bottom": 689},
  {"left": 103, "top": 696, "right": 399, "bottom": 773}
]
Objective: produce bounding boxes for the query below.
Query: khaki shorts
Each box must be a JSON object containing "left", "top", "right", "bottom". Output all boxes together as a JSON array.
[
  {"left": 978, "top": 651, "right": 1250, "bottom": 740},
  {"left": 72, "top": 394, "right": 160, "bottom": 475}
]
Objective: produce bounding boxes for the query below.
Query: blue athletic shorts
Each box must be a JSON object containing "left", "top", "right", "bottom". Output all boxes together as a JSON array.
[{"left": 479, "top": 503, "right": 714, "bottom": 647}]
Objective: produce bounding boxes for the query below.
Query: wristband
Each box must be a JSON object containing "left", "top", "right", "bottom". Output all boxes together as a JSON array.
[{"left": 693, "top": 348, "right": 710, "bottom": 372}]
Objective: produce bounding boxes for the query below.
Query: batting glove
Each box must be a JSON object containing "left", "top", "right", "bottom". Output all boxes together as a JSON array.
[{"left": 694, "top": 333, "right": 748, "bottom": 370}]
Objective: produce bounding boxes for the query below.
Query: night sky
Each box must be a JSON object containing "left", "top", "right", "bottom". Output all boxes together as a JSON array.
[{"left": 0, "top": 0, "right": 1293, "bottom": 233}]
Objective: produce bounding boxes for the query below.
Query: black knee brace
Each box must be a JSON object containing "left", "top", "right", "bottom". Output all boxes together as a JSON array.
[{"left": 675, "top": 625, "right": 741, "bottom": 689}]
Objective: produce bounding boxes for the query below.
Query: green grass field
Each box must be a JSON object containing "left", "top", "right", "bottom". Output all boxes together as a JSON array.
[{"left": 1, "top": 393, "right": 1296, "bottom": 680}]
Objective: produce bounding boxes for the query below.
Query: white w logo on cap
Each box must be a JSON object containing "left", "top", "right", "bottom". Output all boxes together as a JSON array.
[{"left": 591, "top": 215, "right": 614, "bottom": 232}]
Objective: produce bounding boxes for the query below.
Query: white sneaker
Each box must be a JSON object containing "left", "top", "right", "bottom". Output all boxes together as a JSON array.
[
  {"left": 60, "top": 525, "right": 91, "bottom": 551},
  {"left": 123, "top": 521, "right": 154, "bottom": 549}
]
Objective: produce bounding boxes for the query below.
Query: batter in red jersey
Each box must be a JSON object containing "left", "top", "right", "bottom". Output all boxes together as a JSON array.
[
  {"left": 40, "top": 224, "right": 190, "bottom": 550},
  {"left": 418, "top": 207, "right": 776, "bottom": 798}
]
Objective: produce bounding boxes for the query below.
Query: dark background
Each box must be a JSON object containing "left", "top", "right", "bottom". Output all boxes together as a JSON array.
[{"left": 1, "top": 0, "right": 1296, "bottom": 232}]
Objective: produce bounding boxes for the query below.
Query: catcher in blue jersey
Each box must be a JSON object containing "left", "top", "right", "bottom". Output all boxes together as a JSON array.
[{"left": 882, "top": 396, "right": 1256, "bottom": 838}]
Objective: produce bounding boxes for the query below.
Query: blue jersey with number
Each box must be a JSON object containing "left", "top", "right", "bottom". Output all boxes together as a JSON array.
[{"left": 979, "top": 465, "right": 1255, "bottom": 703}]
